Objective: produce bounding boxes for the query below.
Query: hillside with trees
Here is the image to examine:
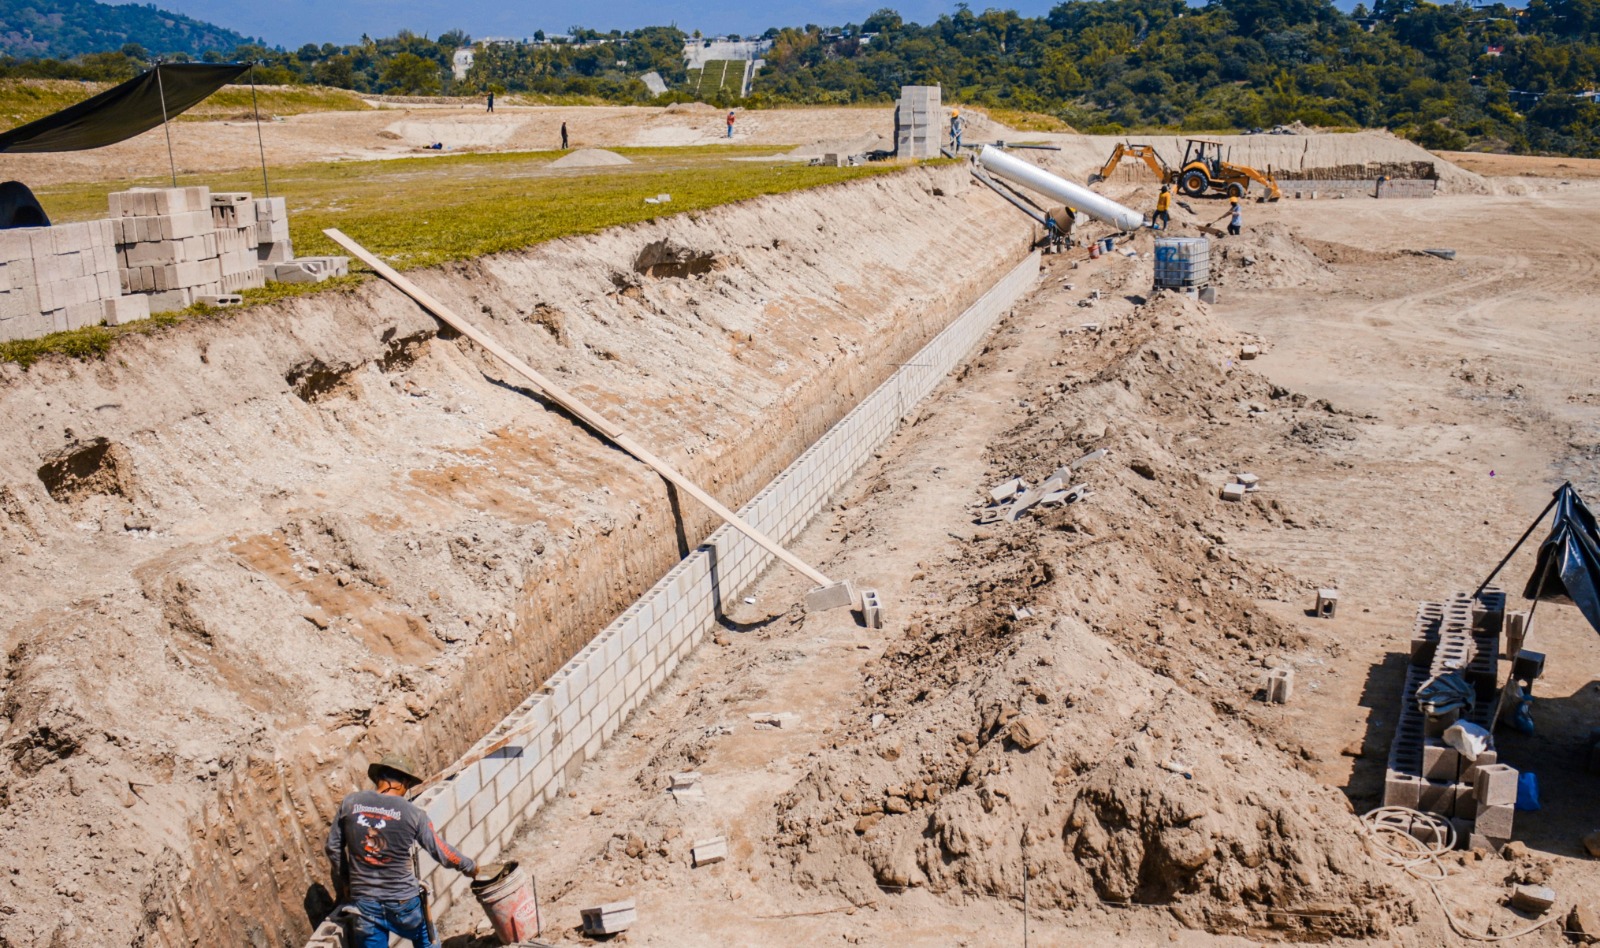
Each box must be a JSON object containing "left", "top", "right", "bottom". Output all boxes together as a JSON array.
[
  {"left": 3, "top": 0, "right": 1600, "bottom": 156},
  {"left": 0, "top": 0, "right": 253, "bottom": 59}
]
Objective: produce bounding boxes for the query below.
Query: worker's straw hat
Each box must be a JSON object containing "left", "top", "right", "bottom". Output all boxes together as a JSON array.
[{"left": 369, "top": 753, "right": 424, "bottom": 786}]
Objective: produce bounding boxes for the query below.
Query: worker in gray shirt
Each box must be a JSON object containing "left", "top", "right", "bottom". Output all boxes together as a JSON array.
[{"left": 326, "top": 753, "right": 480, "bottom": 948}]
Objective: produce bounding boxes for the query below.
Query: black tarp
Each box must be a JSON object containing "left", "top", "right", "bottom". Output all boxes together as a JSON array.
[
  {"left": 1523, "top": 482, "right": 1600, "bottom": 634},
  {"left": 0, "top": 63, "right": 249, "bottom": 154}
]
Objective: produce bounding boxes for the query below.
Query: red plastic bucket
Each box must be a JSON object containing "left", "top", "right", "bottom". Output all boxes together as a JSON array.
[{"left": 470, "top": 861, "right": 541, "bottom": 945}]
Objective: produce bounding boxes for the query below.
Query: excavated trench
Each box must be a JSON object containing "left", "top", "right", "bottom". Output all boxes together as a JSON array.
[{"left": 0, "top": 164, "right": 1034, "bottom": 946}]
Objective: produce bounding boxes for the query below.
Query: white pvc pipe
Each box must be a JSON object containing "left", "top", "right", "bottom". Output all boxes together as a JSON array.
[{"left": 979, "top": 145, "right": 1145, "bottom": 232}]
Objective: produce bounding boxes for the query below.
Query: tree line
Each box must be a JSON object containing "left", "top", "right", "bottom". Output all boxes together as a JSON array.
[{"left": 5, "top": 0, "right": 1600, "bottom": 155}]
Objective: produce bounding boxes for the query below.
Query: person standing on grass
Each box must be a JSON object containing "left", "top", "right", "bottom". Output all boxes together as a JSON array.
[
  {"left": 1151, "top": 184, "right": 1172, "bottom": 230},
  {"left": 726, "top": 110, "right": 735, "bottom": 138},
  {"left": 486, "top": 91, "right": 494, "bottom": 113},
  {"left": 561, "top": 121, "right": 569, "bottom": 149},
  {"left": 327, "top": 753, "right": 481, "bottom": 948}
]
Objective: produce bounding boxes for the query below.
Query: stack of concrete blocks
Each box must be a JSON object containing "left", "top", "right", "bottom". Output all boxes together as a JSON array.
[
  {"left": 1383, "top": 588, "right": 1515, "bottom": 850},
  {"left": 263, "top": 255, "right": 350, "bottom": 285},
  {"left": 112, "top": 187, "right": 241, "bottom": 312},
  {"left": 0, "top": 220, "right": 148, "bottom": 341},
  {"left": 896, "top": 85, "right": 942, "bottom": 159},
  {"left": 253, "top": 196, "right": 293, "bottom": 263},
  {"left": 207, "top": 193, "right": 268, "bottom": 295},
  {"left": 297, "top": 249, "right": 1044, "bottom": 948}
]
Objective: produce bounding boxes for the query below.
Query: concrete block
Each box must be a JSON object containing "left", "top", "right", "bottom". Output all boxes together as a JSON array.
[
  {"left": 1316, "top": 588, "right": 1339, "bottom": 618},
  {"left": 691, "top": 836, "right": 728, "bottom": 867},
  {"left": 1383, "top": 769, "right": 1423, "bottom": 809},
  {"left": 1265, "top": 667, "right": 1293, "bottom": 704},
  {"left": 805, "top": 580, "right": 854, "bottom": 612},
  {"left": 100, "top": 294, "right": 149, "bottom": 328},
  {"left": 861, "top": 588, "right": 884, "bottom": 629},
  {"left": 581, "top": 900, "right": 637, "bottom": 935},
  {"left": 146, "top": 288, "right": 194, "bottom": 313},
  {"left": 1511, "top": 884, "right": 1555, "bottom": 914},
  {"left": 63, "top": 300, "right": 102, "bottom": 330},
  {"left": 1221, "top": 483, "right": 1246, "bottom": 502},
  {"left": 1418, "top": 779, "right": 1454, "bottom": 815},
  {"left": 1474, "top": 763, "right": 1518, "bottom": 806},
  {"left": 1475, "top": 801, "right": 1514, "bottom": 838},
  {"left": 1422, "top": 741, "right": 1460, "bottom": 782},
  {"left": 1512, "top": 649, "right": 1545, "bottom": 681}
]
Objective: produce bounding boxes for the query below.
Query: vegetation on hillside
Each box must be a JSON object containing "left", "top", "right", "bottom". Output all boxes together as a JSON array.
[{"left": 0, "top": 0, "right": 253, "bottom": 59}]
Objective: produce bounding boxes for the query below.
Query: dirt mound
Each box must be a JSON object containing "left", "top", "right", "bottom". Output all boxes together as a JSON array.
[
  {"left": 550, "top": 147, "right": 634, "bottom": 168},
  {"left": 770, "top": 295, "right": 1420, "bottom": 939},
  {"left": 1209, "top": 222, "right": 1335, "bottom": 289}
]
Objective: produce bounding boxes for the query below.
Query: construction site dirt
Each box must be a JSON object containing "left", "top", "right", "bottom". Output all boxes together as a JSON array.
[{"left": 2, "top": 103, "right": 1599, "bottom": 947}]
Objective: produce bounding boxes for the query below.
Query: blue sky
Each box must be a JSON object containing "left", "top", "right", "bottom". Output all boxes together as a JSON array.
[{"left": 159, "top": 0, "right": 1371, "bottom": 49}]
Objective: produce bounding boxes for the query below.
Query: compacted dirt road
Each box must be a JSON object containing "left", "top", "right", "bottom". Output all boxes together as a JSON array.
[{"left": 440, "top": 181, "right": 1600, "bottom": 945}]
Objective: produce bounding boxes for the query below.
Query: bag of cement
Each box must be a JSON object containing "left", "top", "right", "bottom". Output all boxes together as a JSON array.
[
  {"left": 1442, "top": 720, "right": 1491, "bottom": 760},
  {"left": 1415, "top": 671, "right": 1474, "bottom": 717}
]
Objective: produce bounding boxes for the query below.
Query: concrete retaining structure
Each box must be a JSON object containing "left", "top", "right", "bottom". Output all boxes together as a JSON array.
[
  {"left": 1284, "top": 179, "right": 1437, "bottom": 199},
  {"left": 302, "top": 249, "right": 1041, "bottom": 946}
]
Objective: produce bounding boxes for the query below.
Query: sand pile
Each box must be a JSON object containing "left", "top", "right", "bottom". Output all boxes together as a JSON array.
[
  {"left": 550, "top": 147, "right": 633, "bottom": 168},
  {"left": 770, "top": 294, "right": 1421, "bottom": 939}
]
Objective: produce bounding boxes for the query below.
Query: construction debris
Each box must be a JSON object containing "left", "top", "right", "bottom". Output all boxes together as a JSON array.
[
  {"left": 691, "top": 837, "right": 728, "bottom": 867},
  {"left": 580, "top": 900, "right": 637, "bottom": 935},
  {"left": 1266, "top": 667, "right": 1294, "bottom": 704},
  {"left": 1316, "top": 587, "right": 1339, "bottom": 618},
  {"left": 1510, "top": 883, "right": 1556, "bottom": 914}
]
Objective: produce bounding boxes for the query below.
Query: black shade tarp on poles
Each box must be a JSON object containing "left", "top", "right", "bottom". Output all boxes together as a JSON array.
[
  {"left": 1523, "top": 482, "right": 1600, "bottom": 634},
  {"left": 0, "top": 63, "right": 249, "bottom": 154}
]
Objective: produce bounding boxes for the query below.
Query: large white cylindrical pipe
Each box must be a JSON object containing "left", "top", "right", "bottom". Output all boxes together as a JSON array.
[{"left": 979, "top": 145, "right": 1144, "bottom": 232}]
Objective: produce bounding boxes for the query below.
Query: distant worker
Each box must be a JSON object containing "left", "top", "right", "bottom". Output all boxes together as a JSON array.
[
  {"left": 486, "top": 91, "right": 494, "bottom": 113},
  {"left": 561, "top": 121, "right": 569, "bottom": 150},
  {"left": 1151, "top": 184, "right": 1171, "bottom": 230},
  {"left": 949, "top": 109, "right": 964, "bottom": 152},
  {"left": 1213, "top": 195, "right": 1242, "bottom": 237},
  {"left": 326, "top": 753, "right": 480, "bottom": 948},
  {"left": 726, "top": 110, "right": 736, "bottom": 138}
]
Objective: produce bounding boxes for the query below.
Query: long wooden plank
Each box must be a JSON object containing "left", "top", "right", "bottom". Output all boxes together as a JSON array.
[{"left": 323, "top": 228, "right": 832, "bottom": 588}]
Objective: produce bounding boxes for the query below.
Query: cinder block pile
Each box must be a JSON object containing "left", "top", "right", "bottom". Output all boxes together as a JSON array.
[
  {"left": 207, "top": 192, "right": 269, "bottom": 295},
  {"left": 253, "top": 196, "right": 292, "bottom": 263},
  {"left": 896, "top": 84, "right": 942, "bottom": 159},
  {"left": 0, "top": 219, "right": 148, "bottom": 342},
  {"left": 111, "top": 186, "right": 266, "bottom": 311},
  {"left": 1383, "top": 587, "right": 1517, "bottom": 850}
]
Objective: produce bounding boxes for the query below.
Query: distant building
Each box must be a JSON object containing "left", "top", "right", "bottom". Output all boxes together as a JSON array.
[{"left": 1485, "top": 44, "right": 1505, "bottom": 57}]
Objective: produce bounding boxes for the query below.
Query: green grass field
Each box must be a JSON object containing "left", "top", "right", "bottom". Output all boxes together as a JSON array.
[
  {"left": 0, "top": 79, "right": 371, "bottom": 129},
  {"left": 4, "top": 145, "right": 908, "bottom": 366}
]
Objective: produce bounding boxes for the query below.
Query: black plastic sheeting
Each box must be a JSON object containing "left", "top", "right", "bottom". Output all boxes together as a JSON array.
[
  {"left": 0, "top": 63, "right": 249, "bottom": 154},
  {"left": 1524, "top": 482, "right": 1600, "bottom": 634}
]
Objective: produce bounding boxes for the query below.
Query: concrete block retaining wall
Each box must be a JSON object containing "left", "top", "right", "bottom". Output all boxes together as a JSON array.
[
  {"left": 302, "top": 249, "right": 1042, "bottom": 946},
  {"left": 1284, "top": 179, "right": 1437, "bottom": 199}
]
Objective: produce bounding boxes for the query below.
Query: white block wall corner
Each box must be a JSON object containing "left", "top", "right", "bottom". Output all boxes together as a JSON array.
[{"left": 303, "top": 249, "right": 1041, "bottom": 946}]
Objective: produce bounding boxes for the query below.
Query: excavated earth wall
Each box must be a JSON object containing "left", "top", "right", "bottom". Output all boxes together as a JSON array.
[{"left": 0, "top": 163, "right": 1032, "bottom": 946}]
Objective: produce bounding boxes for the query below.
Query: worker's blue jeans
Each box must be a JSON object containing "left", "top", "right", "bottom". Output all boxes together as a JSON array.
[{"left": 347, "top": 896, "right": 433, "bottom": 948}]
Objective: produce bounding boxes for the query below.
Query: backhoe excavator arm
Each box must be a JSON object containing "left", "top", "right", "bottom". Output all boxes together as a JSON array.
[{"left": 1089, "top": 143, "right": 1171, "bottom": 185}]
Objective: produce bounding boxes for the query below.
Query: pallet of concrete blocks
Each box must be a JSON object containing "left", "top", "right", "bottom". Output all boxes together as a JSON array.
[
  {"left": 0, "top": 219, "right": 136, "bottom": 341},
  {"left": 253, "top": 197, "right": 293, "bottom": 263},
  {"left": 896, "top": 84, "right": 942, "bottom": 159},
  {"left": 264, "top": 255, "right": 351, "bottom": 285}
]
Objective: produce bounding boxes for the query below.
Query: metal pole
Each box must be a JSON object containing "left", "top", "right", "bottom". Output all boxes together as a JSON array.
[
  {"left": 249, "top": 62, "right": 271, "bottom": 199},
  {"left": 155, "top": 63, "right": 177, "bottom": 187},
  {"left": 1474, "top": 484, "right": 1564, "bottom": 598}
]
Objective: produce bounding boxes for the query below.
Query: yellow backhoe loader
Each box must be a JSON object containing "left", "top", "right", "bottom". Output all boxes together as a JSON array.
[{"left": 1090, "top": 138, "right": 1282, "bottom": 201}]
